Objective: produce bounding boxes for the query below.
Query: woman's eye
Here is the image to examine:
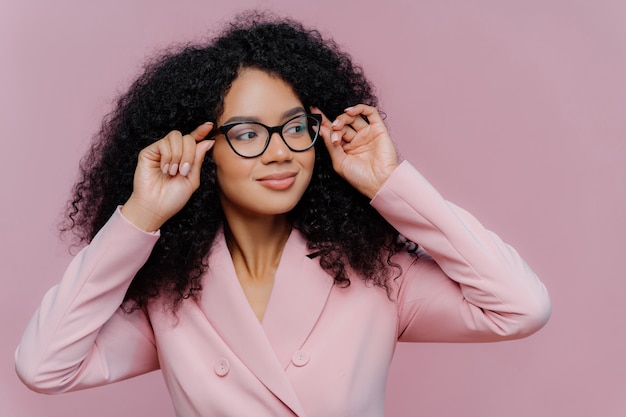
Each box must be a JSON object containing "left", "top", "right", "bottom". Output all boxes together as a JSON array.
[
  {"left": 229, "top": 124, "right": 262, "bottom": 141},
  {"left": 285, "top": 121, "right": 307, "bottom": 135},
  {"left": 235, "top": 131, "right": 258, "bottom": 140}
]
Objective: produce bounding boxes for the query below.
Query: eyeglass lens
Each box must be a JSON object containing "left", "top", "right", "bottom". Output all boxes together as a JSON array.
[{"left": 225, "top": 114, "right": 319, "bottom": 157}]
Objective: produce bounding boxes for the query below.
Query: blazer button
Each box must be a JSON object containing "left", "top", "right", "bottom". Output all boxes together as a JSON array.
[
  {"left": 291, "top": 350, "right": 310, "bottom": 367},
  {"left": 214, "top": 358, "right": 230, "bottom": 377}
]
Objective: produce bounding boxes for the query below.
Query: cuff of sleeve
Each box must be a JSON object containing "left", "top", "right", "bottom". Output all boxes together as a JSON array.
[
  {"left": 370, "top": 160, "right": 444, "bottom": 217},
  {"left": 115, "top": 206, "right": 161, "bottom": 237},
  {"left": 369, "top": 160, "right": 460, "bottom": 247}
]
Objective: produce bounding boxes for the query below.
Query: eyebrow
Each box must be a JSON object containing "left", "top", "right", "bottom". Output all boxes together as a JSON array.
[{"left": 222, "top": 106, "right": 306, "bottom": 125}]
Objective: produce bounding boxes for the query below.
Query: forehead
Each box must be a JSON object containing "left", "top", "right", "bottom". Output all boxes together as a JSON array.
[{"left": 219, "top": 68, "right": 303, "bottom": 124}]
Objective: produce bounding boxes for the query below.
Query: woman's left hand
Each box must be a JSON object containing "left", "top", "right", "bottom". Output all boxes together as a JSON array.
[{"left": 312, "top": 104, "right": 399, "bottom": 199}]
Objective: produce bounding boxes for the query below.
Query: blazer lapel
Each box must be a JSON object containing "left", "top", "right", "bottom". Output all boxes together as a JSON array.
[
  {"left": 199, "top": 231, "right": 308, "bottom": 416},
  {"left": 261, "top": 230, "right": 334, "bottom": 369}
]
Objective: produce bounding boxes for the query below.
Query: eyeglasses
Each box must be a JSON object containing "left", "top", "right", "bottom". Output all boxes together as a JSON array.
[{"left": 217, "top": 113, "right": 322, "bottom": 158}]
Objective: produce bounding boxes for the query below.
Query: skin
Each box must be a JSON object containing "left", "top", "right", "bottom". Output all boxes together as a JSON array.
[
  {"left": 212, "top": 69, "right": 316, "bottom": 320},
  {"left": 122, "top": 67, "right": 399, "bottom": 321}
]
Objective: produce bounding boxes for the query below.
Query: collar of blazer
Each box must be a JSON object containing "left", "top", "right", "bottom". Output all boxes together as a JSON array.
[{"left": 199, "top": 228, "right": 335, "bottom": 415}]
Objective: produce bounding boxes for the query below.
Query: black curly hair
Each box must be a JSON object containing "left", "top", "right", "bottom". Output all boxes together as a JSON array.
[{"left": 63, "top": 11, "right": 408, "bottom": 311}]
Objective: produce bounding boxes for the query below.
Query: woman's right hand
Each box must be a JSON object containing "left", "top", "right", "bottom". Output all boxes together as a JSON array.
[{"left": 121, "top": 123, "right": 215, "bottom": 232}]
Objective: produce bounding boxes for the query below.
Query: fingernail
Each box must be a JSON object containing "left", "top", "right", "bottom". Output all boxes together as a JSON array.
[
  {"left": 169, "top": 163, "right": 179, "bottom": 176},
  {"left": 162, "top": 164, "right": 170, "bottom": 174},
  {"left": 332, "top": 119, "right": 339, "bottom": 127},
  {"left": 331, "top": 133, "right": 340, "bottom": 143},
  {"left": 180, "top": 162, "right": 191, "bottom": 176},
  {"left": 204, "top": 121, "right": 213, "bottom": 126}
]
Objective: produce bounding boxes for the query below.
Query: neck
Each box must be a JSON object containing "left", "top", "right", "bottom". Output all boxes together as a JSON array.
[{"left": 223, "top": 213, "right": 291, "bottom": 280}]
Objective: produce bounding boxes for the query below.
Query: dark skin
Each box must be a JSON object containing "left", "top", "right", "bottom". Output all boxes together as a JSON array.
[{"left": 122, "top": 69, "right": 399, "bottom": 321}]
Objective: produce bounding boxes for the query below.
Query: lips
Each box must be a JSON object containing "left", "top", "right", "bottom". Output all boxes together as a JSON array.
[{"left": 257, "top": 172, "right": 298, "bottom": 191}]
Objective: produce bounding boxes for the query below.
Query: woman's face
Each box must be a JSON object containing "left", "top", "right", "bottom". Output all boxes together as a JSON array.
[{"left": 212, "top": 68, "right": 316, "bottom": 220}]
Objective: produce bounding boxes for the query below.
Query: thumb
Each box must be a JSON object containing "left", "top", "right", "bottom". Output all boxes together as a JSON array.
[{"left": 188, "top": 139, "right": 214, "bottom": 179}]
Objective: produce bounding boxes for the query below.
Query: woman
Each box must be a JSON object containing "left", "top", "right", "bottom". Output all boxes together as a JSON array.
[{"left": 15, "top": 12, "right": 551, "bottom": 417}]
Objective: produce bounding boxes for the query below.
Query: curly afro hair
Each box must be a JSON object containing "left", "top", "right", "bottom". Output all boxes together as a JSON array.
[{"left": 62, "top": 11, "right": 408, "bottom": 311}]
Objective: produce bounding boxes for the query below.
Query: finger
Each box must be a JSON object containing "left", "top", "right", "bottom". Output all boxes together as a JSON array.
[
  {"left": 188, "top": 122, "right": 214, "bottom": 142},
  {"left": 310, "top": 107, "right": 356, "bottom": 146},
  {"left": 187, "top": 139, "right": 215, "bottom": 182},
  {"left": 310, "top": 107, "right": 335, "bottom": 143},
  {"left": 330, "top": 113, "right": 356, "bottom": 131},
  {"left": 181, "top": 123, "right": 214, "bottom": 176},
  {"left": 330, "top": 115, "right": 367, "bottom": 142},
  {"left": 336, "top": 125, "right": 357, "bottom": 143},
  {"left": 165, "top": 122, "right": 213, "bottom": 176},
  {"left": 349, "top": 114, "right": 369, "bottom": 131},
  {"left": 178, "top": 135, "right": 196, "bottom": 176},
  {"left": 155, "top": 135, "right": 174, "bottom": 175},
  {"left": 179, "top": 122, "right": 213, "bottom": 176},
  {"left": 345, "top": 104, "right": 384, "bottom": 126},
  {"left": 310, "top": 107, "right": 347, "bottom": 165},
  {"left": 166, "top": 130, "right": 184, "bottom": 176}
]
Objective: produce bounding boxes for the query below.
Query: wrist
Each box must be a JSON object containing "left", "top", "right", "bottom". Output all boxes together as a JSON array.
[
  {"left": 121, "top": 196, "right": 166, "bottom": 232},
  {"left": 364, "top": 163, "right": 399, "bottom": 199}
]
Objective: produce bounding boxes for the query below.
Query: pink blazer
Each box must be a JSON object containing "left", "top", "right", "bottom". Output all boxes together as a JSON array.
[{"left": 15, "top": 161, "right": 551, "bottom": 417}]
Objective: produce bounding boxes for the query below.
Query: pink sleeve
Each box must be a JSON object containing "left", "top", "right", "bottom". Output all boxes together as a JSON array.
[
  {"left": 15, "top": 208, "right": 161, "bottom": 393},
  {"left": 370, "top": 161, "right": 551, "bottom": 342}
]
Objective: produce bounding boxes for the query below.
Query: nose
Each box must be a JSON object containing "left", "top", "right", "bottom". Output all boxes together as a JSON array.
[{"left": 261, "top": 131, "right": 293, "bottom": 163}]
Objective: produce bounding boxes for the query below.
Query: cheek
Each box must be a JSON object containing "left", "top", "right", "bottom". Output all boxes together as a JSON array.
[
  {"left": 214, "top": 163, "right": 248, "bottom": 210},
  {"left": 215, "top": 161, "right": 247, "bottom": 195},
  {"left": 214, "top": 162, "right": 246, "bottom": 189},
  {"left": 294, "top": 151, "right": 316, "bottom": 192},
  {"left": 212, "top": 146, "right": 249, "bottom": 188},
  {"left": 304, "top": 151, "right": 316, "bottom": 180},
  {"left": 302, "top": 148, "right": 316, "bottom": 171}
]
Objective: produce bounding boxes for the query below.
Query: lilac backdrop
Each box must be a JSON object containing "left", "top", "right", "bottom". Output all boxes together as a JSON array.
[{"left": 2, "top": 1, "right": 625, "bottom": 416}]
